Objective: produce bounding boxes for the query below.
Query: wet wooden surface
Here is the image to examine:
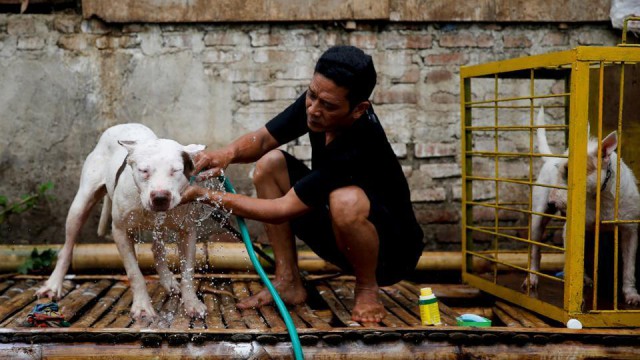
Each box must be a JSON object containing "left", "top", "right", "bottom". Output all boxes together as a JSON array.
[
  {"left": 1, "top": 274, "right": 639, "bottom": 359},
  {"left": 0, "top": 274, "right": 550, "bottom": 331}
]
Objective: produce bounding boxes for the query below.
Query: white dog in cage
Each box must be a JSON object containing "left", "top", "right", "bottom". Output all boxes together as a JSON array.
[{"left": 523, "top": 107, "right": 640, "bottom": 306}]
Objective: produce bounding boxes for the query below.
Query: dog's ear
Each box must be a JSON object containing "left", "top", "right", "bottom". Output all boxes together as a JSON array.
[
  {"left": 181, "top": 144, "right": 205, "bottom": 178},
  {"left": 118, "top": 140, "right": 138, "bottom": 155},
  {"left": 601, "top": 131, "right": 618, "bottom": 161},
  {"left": 182, "top": 144, "right": 206, "bottom": 156}
]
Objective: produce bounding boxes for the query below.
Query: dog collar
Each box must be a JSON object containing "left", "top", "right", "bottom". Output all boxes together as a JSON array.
[{"left": 601, "top": 161, "right": 612, "bottom": 192}]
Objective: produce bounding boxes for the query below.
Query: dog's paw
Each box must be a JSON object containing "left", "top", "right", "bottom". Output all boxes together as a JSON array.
[
  {"left": 624, "top": 292, "right": 640, "bottom": 306},
  {"left": 182, "top": 297, "right": 207, "bottom": 319},
  {"left": 130, "top": 299, "right": 157, "bottom": 320},
  {"left": 159, "top": 275, "right": 181, "bottom": 295},
  {"left": 36, "top": 282, "right": 63, "bottom": 300},
  {"left": 521, "top": 274, "right": 539, "bottom": 290}
]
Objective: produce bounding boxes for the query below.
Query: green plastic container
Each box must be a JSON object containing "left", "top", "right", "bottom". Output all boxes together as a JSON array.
[{"left": 456, "top": 314, "right": 492, "bottom": 327}]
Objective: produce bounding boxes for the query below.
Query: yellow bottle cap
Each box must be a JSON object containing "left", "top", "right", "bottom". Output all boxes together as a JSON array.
[{"left": 420, "top": 287, "right": 433, "bottom": 296}]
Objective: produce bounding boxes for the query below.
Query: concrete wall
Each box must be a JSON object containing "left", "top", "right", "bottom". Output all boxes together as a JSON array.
[{"left": 0, "top": 9, "right": 623, "bottom": 249}]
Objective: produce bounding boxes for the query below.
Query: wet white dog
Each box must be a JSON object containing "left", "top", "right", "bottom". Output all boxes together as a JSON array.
[
  {"left": 523, "top": 108, "right": 640, "bottom": 306},
  {"left": 37, "top": 123, "right": 208, "bottom": 319}
]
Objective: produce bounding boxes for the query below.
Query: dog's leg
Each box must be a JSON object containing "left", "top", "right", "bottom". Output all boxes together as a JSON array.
[
  {"left": 177, "top": 230, "right": 206, "bottom": 318},
  {"left": 523, "top": 182, "right": 555, "bottom": 290},
  {"left": 112, "top": 226, "right": 156, "bottom": 320},
  {"left": 620, "top": 224, "right": 640, "bottom": 305},
  {"left": 152, "top": 234, "right": 180, "bottom": 295},
  {"left": 37, "top": 184, "right": 106, "bottom": 299}
]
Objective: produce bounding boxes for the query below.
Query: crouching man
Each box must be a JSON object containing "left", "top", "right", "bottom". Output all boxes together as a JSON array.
[{"left": 181, "top": 45, "right": 424, "bottom": 322}]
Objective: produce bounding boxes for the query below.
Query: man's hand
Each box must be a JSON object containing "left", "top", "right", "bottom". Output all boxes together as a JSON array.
[
  {"left": 180, "top": 185, "right": 208, "bottom": 205},
  {"left": 192, "top": 149, "right": 233, "bottom": 181}
]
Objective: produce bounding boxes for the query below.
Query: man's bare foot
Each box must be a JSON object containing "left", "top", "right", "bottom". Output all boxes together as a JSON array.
[
  {"left": 236, "top": 279, "right": 307, "bottom": 309},
  {"left": 351, "top": 287, "right": 385, "bottom": 323}
]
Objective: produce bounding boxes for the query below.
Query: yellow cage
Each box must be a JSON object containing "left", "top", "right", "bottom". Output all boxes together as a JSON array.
[{"left": 460, "top": 19, "right": 640, "bottom": 327}]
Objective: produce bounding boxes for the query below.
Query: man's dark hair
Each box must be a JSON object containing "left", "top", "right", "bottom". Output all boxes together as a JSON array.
[{"left": 314, "top": 45, "right": 377, "bottom": 109}]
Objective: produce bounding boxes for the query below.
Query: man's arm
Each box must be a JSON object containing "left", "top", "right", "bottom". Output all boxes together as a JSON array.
[
  {"left": 193, "top": 126, "right": 279, "bottom": 181},
  {"left": 182, "top": 185, "right": 310, "bottom": 224}
]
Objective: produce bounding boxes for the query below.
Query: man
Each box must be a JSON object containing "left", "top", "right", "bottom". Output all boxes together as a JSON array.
[{"left": 182, "top": 45, "right": 424, "bottom": 323}]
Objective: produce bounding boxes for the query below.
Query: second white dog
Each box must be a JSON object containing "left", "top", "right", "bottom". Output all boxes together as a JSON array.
[
  {"left": 523, "top": 108, "right": 640, "bottom": 306},
  {"left": 37, "top": 123, "right": 208, "bottom": 319}
]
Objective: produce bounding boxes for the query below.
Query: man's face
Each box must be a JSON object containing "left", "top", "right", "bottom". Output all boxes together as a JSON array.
[{"left": 305, "top": 73, "right": 356, "bottom": 133}]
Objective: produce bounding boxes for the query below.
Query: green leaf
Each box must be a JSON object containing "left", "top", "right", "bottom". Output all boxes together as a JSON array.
[
  {"left": 0, "top": 195, "right": 7, "bottom": 207},
  {"left": 38, "top": 182, "right": 54, "bottom": 193}
]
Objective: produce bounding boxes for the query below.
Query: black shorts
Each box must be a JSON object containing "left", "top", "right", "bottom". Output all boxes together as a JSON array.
[{"left": 281, "top": 151, "right": 424, "bottom": 286}]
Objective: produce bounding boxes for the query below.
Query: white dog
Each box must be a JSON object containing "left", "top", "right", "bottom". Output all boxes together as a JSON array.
[
  {"left": 37, "top": 123, "right": 208, "bottom": 319},
  {"left": 523, "top": 108, "right": 640, "bottom": 306}
]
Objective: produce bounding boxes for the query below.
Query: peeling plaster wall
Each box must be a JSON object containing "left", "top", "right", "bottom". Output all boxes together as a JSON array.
[{"left": 0, "top": 13, "right": 623, "bottom": 249}]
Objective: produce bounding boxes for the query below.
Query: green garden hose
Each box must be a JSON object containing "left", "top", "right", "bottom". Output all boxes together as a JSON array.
[{"left": 221, "top": 177, "right": 304, "bottom": 360}]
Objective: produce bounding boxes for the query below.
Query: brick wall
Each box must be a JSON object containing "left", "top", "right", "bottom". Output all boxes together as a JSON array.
[{"left": 0, "top": 13, "right": 623, "bottom": 249}]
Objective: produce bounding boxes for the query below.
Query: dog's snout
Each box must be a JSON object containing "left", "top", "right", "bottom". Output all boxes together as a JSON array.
[{"left": 151, "top": 190, "right": 172, "bottom": 211}]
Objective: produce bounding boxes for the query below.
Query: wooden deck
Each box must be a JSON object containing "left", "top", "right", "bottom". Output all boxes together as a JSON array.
[{"left": 0, "top": 273, "right": 639, "bottom": 359}]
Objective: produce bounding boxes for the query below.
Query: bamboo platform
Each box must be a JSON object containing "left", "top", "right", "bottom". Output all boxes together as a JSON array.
[{"left": 0, "top": 273, "right": 639, "bottom": 359}]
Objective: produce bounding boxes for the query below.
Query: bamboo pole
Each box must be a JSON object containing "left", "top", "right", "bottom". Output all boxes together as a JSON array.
[
  {"left": 71, "top": 281, "right": 128, "bottom": 328},
  {"left": 0, "top": 244, "right": 565, "bottom": 273}
]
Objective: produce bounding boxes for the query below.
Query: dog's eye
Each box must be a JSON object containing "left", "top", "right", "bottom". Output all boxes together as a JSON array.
[
  {"left": 172, "top": 168, "right": 183, "bottom": 174},
  {"left": 139, "top": 168, "right": 150, "bottom": 175}
]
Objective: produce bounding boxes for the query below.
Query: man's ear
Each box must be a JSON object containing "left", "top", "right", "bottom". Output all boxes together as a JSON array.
[{"left": 351, "top": 101, "right": 371, "bottom": 120}]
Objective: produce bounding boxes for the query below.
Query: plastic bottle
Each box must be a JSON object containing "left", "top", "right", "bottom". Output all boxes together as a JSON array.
[{"left": 419, "top": 287, "right": 442, "bottom": 325}]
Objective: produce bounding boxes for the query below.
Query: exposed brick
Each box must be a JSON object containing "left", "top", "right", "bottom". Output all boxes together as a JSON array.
[
  {"left": 419, "top": 163, "right": 461, "bottom": 179},
  {"left": 415, "top": 143, "right": 458, "bottom": 158},
  {"left": 430, "top": 91, "right": 458, "bottom": 105},
  {"left": 577, "top": 30, "right": 611, "bottom": 45},
  {"left": 53, "top": 16, "right": 79, "bottom": 34},
  {"left": 391, "top": 66, "right": 420, "bottom": 84},
  {"left": 250, "top": 30, "right": 282, "bottom": 47},
  {"left": 503, "top": 35, "right": 533, "bottom": 48},
  {"left": 249, "top": 85, "right": 298, "bottom": 102},
  {"left": 17, "top": 36, "right": 44, "bottom": 50},
  {"left": 204, "top": 31, "right": 250, "bottom": 46},
  {"left": 405, "top": 34, "right": 433, "bottom": 49},
  {"left": 349, "top": 32, "right": 377, "bottom": 49},
  {"left": 373, "top": 85, "right": 417, "bottom": 104},
  {"left": 203, "top": 49, "right": 243, "bottom": 63},
  {"left": 542, "top": 31, "right": 568, "bottom": 47},
  {"left": 411, "top": 187, "right": 447, "bottom": 203},
  {"left": 426, "top": 69, "right": 453, "bottom": 84},
  {"left": 402, "top": 165, "right": 413, "bottom": 178},
  {"left": 276, "top": 65, "right": 314, "bottom": 80},
  {"left": 7, "top": 17, "right": 46, "bottom": 35},
  {"left": 80, "top": 18, "right": 111, "bottom": 35},
  {"left": 439, "top": 32, "right": 477, "bottom": 48},
  {"left": 424, "top": 52, "right": 466, "bottom": 66},
  {"left": 162, "top": 33, "right": 195, "bottom": 48},
  {"left": 57, "top": 34, "right": 90, "bottom": 51},
  {"left": 476, "top": 34, "right": 495, "bottom": 48},
  {"left": 433, "top": 224, "right": 462, "bottom": 243},
  {"left": 472, "top": 206, "right": 523, "bottom": 222},
  {"left": 415, "top": 207, "right": 460, "bottom": 224}
]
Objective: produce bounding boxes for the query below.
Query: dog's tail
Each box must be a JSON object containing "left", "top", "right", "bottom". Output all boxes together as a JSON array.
[
  {"left": 536, "top": 106, "right": 552, "bottom": 162},
  {"left": 97, "top": 197, "right": 111, "bottom": 237}
]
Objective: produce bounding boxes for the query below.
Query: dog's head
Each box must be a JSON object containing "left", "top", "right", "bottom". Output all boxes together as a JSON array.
[
  {"left": 548, "top": 131, "right": 618, "bottom": 213},
  {"left": 118, "top": 139, "right": 206, "bottom": 212}
]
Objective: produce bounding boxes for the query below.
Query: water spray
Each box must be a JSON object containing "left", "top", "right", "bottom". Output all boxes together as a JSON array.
[{"left": 192, "top": 175, "right": 304, "bottom": 359}]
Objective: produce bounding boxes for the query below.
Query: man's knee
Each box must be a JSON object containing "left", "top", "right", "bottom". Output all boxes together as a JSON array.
[
  {"left": 253, "top": 150, "right": 286, "bottom": 186},
  {"left": 329, "top": 186, "right": 370, "bottom": 228}
]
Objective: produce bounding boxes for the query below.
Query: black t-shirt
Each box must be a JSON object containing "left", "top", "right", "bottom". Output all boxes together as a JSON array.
[{"left": 265, "top": 92, "right": 423, "bottom": 242}]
